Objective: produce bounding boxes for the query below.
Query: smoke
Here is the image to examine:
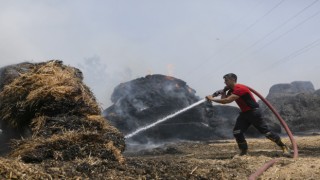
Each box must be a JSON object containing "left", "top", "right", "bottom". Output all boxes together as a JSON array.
[
  {"left": 76, "top": 56, "right": 133, "bottom": 108},
  {"left": 208, "top": 105, "right": 239, "bottom": 139},
  {"left": 124, "top": 141, "right": 164, "bottom": 153},
  {"left": 103, "top": 74, "right": 221, "bottom": 146}
]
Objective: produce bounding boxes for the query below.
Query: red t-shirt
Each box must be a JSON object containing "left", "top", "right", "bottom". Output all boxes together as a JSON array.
[{"left": 230, "top": 84, "right": 259, "bottom": 112}]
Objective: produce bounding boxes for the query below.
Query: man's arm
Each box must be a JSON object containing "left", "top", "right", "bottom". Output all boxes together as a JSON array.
[
  {"left": 206, "top": 94, "right": 239, "bottom": 104},
  {"left": 221, "top": 91, "right": 227, "bottom": 99}
]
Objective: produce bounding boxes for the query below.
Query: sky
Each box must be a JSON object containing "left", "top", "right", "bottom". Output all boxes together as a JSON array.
[{"left": 1, "top": 0, "right": 320, "bottom": 108}]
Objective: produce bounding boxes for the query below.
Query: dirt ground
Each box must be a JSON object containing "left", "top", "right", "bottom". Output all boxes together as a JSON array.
[
  {"left": 116, "top": 134, "right": 320, "bottom": 179},
  {"left": 1, "top": 134, "right": 320, "bottom": 179}
]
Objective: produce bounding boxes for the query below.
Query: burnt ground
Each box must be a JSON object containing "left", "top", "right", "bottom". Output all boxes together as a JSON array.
[
  {"left": 1, "top": 134, "right": 320, "bottom": 179},
  {"left": 111, "top": 134, "right": 320, "bottom": 179}
]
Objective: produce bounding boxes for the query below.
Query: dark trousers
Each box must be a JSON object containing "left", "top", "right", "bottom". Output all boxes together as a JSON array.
[{"left": 233, "top": 108, "right": 284, "bottom": 150}]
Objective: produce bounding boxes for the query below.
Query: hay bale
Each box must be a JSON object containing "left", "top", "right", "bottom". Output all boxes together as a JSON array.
[
  {"left": 0, "top": 60, "right": 99, "bottom": 129},
  {"left": 0, "top": 60, "right": 125, "bottom": 165}
]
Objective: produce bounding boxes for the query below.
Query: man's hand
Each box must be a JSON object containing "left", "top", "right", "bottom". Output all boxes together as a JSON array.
[
  {"left": 206, "top": 95, "right": 214, "bottom": 101},
  {"left": 212, "top": 86, "right": 230, "bottom": 97},
  {"left": 212, "top": 89, "right": 224, "bottom": 97},
  {"left": 223, "top": 86, "right": 230, "bottom": 92}
]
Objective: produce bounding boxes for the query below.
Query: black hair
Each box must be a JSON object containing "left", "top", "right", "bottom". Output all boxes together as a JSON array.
[{"left": 223, "top": 73, "right": 237, "bottom": 82}]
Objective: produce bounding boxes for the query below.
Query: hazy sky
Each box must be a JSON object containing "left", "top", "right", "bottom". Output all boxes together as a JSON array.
[{"left": 1, "top": 0, "right": 320, "bottom": 108}]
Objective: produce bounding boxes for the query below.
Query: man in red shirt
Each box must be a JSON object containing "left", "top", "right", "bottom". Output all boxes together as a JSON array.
[{"left": 206, "top": 73, "right": 290, "bottom": 156}]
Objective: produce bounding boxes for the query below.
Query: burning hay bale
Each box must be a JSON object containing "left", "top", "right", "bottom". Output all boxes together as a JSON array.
[
  {"left": 0, "top": 60, "right": 125, "bottom": 166},
  {"left": 104, "top": 74, "right": 216, "bottom": 143}
]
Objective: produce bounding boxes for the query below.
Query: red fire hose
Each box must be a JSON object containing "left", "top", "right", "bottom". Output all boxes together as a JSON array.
[{"left": 247, "top": 86, "right": 298, "bottom": 180}]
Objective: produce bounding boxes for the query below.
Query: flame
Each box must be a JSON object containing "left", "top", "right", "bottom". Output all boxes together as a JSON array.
[
  {"left": 188, "top": 87, "right": 193, "bottom": 93},
  {"left": 167, "top": 64, "right": 174, "bottom": 76},
  {"left": 175, "top": 83, "right": 180, "bottom": 88},
  {"left": 147, "top": 69, "right": 153, "bottom": 75}
]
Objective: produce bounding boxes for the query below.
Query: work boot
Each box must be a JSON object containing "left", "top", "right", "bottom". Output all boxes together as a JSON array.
[
  {"left": 236, "top": 141, "right": 248, "bottom": 156},
  {"left": 239, "top": 149, "right": 248, "bottom": 156},
  {"left": 281, "top": 145, "right": 291, "bottom": 157}
]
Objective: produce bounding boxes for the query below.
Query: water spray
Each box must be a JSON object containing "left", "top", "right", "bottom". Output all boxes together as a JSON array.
[{"left": 125, "top": 99, "right": 206, "bottom": 139}]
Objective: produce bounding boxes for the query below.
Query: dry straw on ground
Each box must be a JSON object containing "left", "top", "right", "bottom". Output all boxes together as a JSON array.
[{"left": 0, "top": 60, "right": 125, "bottom": 179}]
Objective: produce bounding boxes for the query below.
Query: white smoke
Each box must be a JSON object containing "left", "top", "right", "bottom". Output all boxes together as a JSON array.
[{"left": 76, "top": 56, "right": 133, "bottom": 108}]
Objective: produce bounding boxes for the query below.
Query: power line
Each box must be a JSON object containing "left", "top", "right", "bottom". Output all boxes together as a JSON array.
[
  {"left": 265, "top": 38, "right": 320, "bottom": 70},
  {"left": 221, "top": 0, "right": 265, "bottom": 32},
  {"left": 241, "top": 0, "right": 319, "bottom": 56},
  {"left": 184, "top": 0, "right": 286, "bottom": 76},
  {"left": 225, "top": 0, "right": 286, "bottom": 46},
  {"left": 211, "top": 0, "right": 320, "bottom": 77},
  {"left": 250, "top": 38, "right": 320, "bottom": 80},
  {"left": 253, "top": 6, "right": 320, "bottom": 53}
]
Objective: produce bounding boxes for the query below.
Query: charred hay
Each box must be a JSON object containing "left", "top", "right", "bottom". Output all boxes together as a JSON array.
[
  {"left": 0, "top": 60, "right": 125, "bottom": 178},
  {"left": 0, "top": 60, "right": 100, "bottom": 129},
  {"left": 104, "top": 74, "right": 217, "bottom": 143}
]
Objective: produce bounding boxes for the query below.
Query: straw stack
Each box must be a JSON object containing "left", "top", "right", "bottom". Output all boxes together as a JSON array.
[{"left": 0, "top": 60, "right": 125, "bottom": 178}]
